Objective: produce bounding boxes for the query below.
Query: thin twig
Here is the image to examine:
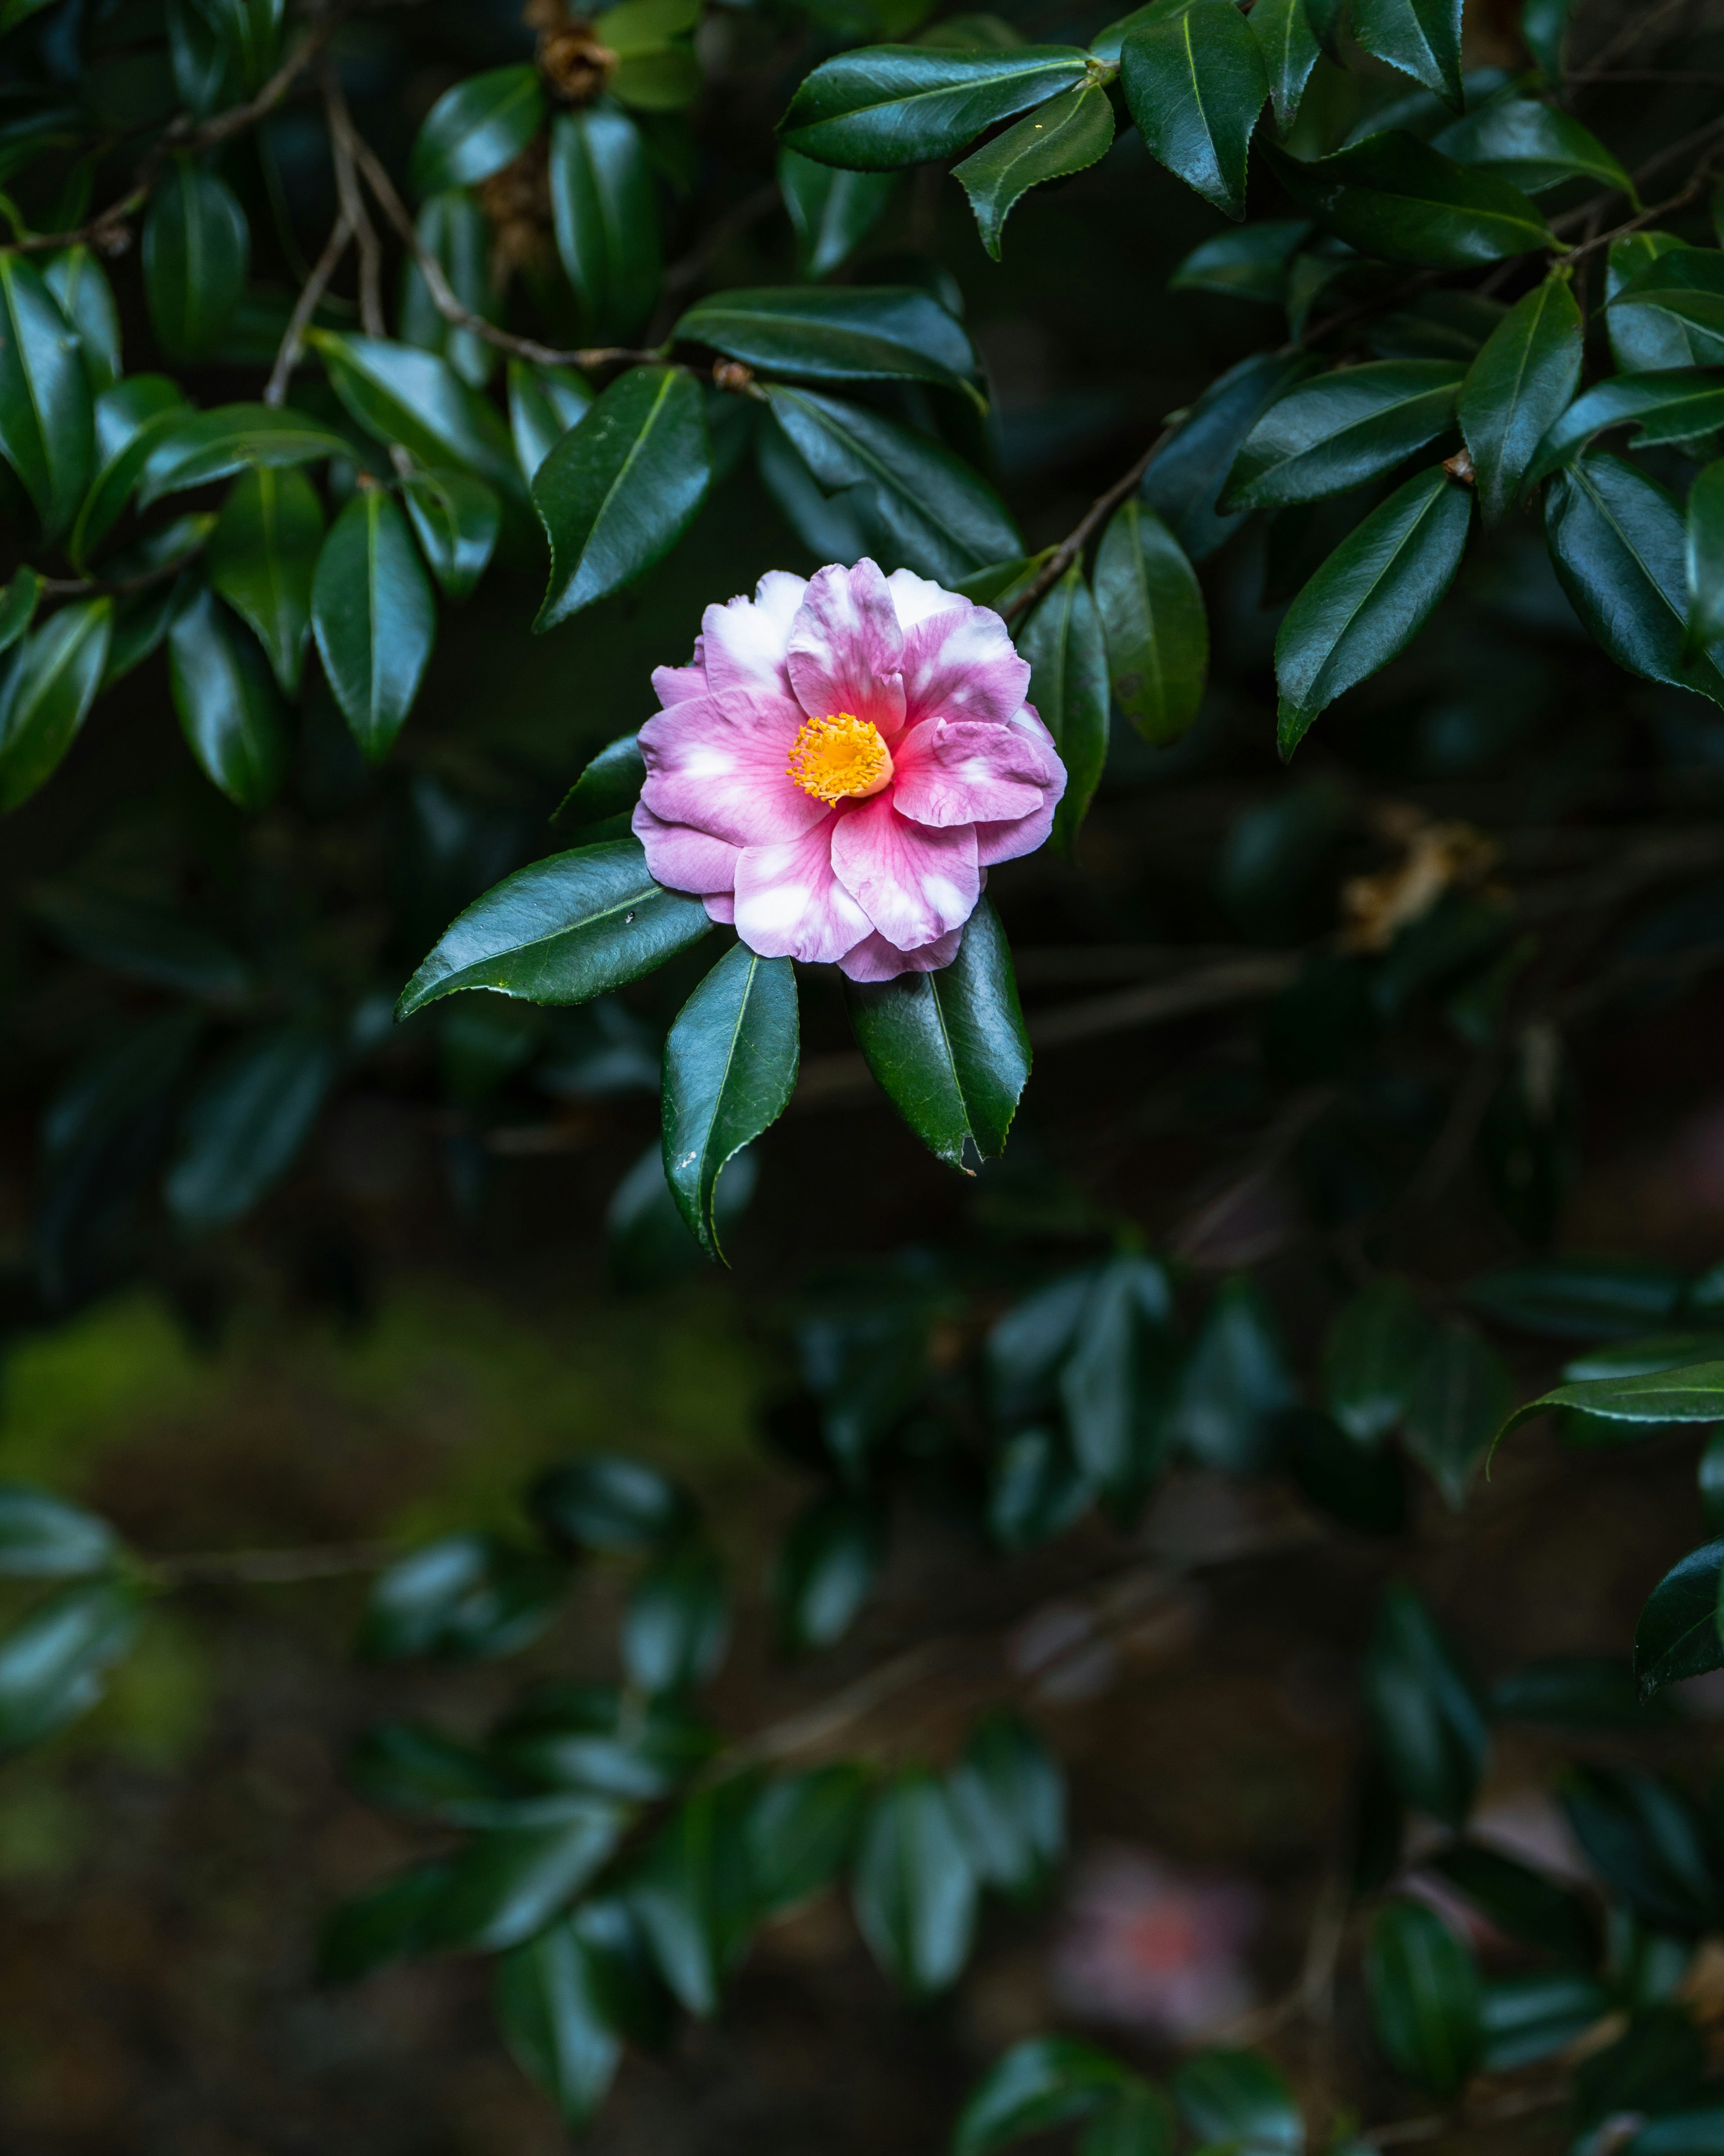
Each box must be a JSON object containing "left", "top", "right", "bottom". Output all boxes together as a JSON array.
[
  {"left": 1562, "top": 149, "right": 1724, "bottom": 261},
  {"left": 323, "top": 69, "right": 386, "bottom": 338},
  {"left": 999, "top": 427, "right": 1177, "bottom": 626},
  {"left": 660, "top": 181, "right": 780, "bottom": 301},
  {"left": 265, "top": 208, "right": 353, "bottom": 405}
]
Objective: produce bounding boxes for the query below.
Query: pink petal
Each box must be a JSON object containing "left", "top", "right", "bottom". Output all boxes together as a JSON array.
[
  {"left": 651, "top": 659, "right": 707, "bottom": 705},
  {"left": 838, "top": 925, "right": 963, "bottom": 982},
  {"left": 787, "top": 559, "right": 906, "bottom": 737},
  {"left": 972, "top": 710, "right": 1066, "bottom": 863},
  {"left": 704, "top": 892, "right": 736, "bottom": 925},
  {"left": 639, "top": 694, "right": 827, "bottom": 847},
  {"left": 887, "top": 566, "right": 966, "bottom": 633},
  {"left": 830, "top": 792, "right": 979, "bottom": 951},
  {"left": 733, "top": 814, "right": 871, "bottom": 966},
  {"left": 699, "top": 570, "right": 808, "bottom": 704},
  {"left": 891, "top": 714, "right": 1063, "bottom": 829},
  {"left": 902, "top": 601, "right": 1031, "bottom": 729},
  {"left": 633, "top": 802, "right": 740, "bottom": 894}
]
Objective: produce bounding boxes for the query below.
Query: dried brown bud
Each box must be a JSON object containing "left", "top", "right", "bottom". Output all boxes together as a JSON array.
[
  {"left": 538, "top": 24, "right": 618, "bottom": 103},
  {"left": 1443, "top": 446, "right": 1477, "bottom": 486},
  {"left": 478, "top": 138, "right": 553, "bottom": 286},
  {"left": 523, "top": 0, "right": 572, "bottom": 27},
  {"left": 713, "top": 359, "right": 756, "bottom": 394},
  {"left": 95, "top": 223, "right": 133, "bottom": 258}
]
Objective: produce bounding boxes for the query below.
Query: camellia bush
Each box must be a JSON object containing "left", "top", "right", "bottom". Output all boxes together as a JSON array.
[{"left": 15, "top": 0, "right": 1724, "bottom": 2141}]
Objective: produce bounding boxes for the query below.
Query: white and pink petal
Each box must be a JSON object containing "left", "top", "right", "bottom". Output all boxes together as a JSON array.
[
  {"left": 830, "top": 793, "right": 980, "bottom": 952},
  {"left": 698, "top": 570, "right": 808, "bottom": 703},
  {"left": 902, "top": 600, "right": 1031, "bottom": 729},
  {"left": 733, "top": 815, "right": 871, "bottom": 966},
  {"left": 638, "top": 696, "right": 826, "bottom": 847},
  {"left": 786, "top": 558, "right": 906, "bottom": 737},
  {"left": 838, "top": 924, "right": 964, "bottom": 982},
  {"left": 633, "top": 802, "right": 741, "bottom": 895},
  {"left": 889, "top": 714, "right": 1063, "bottom": 829}
]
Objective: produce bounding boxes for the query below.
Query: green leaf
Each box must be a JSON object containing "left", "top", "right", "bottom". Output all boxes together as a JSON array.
[
  {"left": 0, "top": 597, "right": 113, "bottom": 813},
  {"left": 70, "top": 403, "right": 189, "bottom": 570},
  {"left": 1633, "top": 1541, "right": 1724, "bottom": 1701},
  {"left": 0, "top": 1580, "right": 140, "bottom": 1754},
  {"left": 1561, "top": 1765, "right": 1720, "bottom": 1935},
  {"left": 33, "top": 882, "right": 239, "bottom": 996},
  {"left": 1082, "top": 2086, "right": 1173, "bottom": 2156},
  {"left": 0, "top": 252, "right": 93, "bottom": 545},
  {"left": 947, "top": 1711, "right": 1064, "bottom": 1899},
  {"left": 312, "top": 488, "right": 437, "bottom": 760},
  {"left": 509, "top": 359, "right": 592, "bottom": 483},
  {"left": 1628, "top": 2109, "right": 1724, "bottom": 2156},
  {"left": 1172, "top": 2050, "right": 1303, "bottom": 2153},
  {"left": 556, "top": 730, "right": 643, "bottom": 829},
  {"left": 1264, "top": 131, "right": 1552, "bottom": 267},
  {"left": 318, "top": 1862, "right": 453, "bottom": 1984},
  {"left": 1490, "top": 1656, "right": 1654, "bottom": 1728},
  {"left": 1274, "top": 464, "right": 1472, "bottom": 754},
  {"left": 1351, "top": 0, "right": 1462, "bottom": 105},
  {"left": 677, "top": 285, "right": 980, "bottom": 401},
  {"left": 1609, "top": 247, "right": 1724, "bottom": 364},
  {"left": 398, "top": 837, "right": 712, "bottom": 1017},
  {"left": 163, "top": 1023, "right": 332, "bottom": 1229},
  {"left": 953, "top": 2037, "right": 1134, "bottom": 2156},
  {"left": 662, "top": 943, "right": 797, "bottom": 1263},
  {"left": 1575, "top": 2010, "right": 1705, "bottom": 2129},
  {"left": 411, "top": 65, "right": 545, "bottom": 195},
  {"left": 1690, "top": 458, "right": 1724, "bottom": 654},
  {"left": 1170, "top": 218, "right": 1311, "bottom": 303},
  {"left": 1366, "top": 1899, "right": 1482, "bottom": 2097},
  {"left": 745, "top": 1766, "right": 870, "bottom": 1915},
  {"left": 952, "top": 80, "right": 1114, "bottom": 259},
  {"left": 1168, "top": 1271, "right": 1293, "bottom": 1472},
  {"left": 778, "top": 45, "right": 1091, "bottom": 171},
  {"left": 1222, "top": 357, "right": 1466, "bottom": 510},
  {"left": 853, "top": 1769, "right": 978, "bottom": 1996},
  {"left": 549, "top": 106, "right": 663, "bottom": 345},
  {"left": 1119, "top": 0, "right": 1268, "bottom": 220},
  {"left": 138, "top": 402, "right": 349, "bottom": 508},
  {"left": 1480, "top": 1972, "right": 1609, "bottom": 2070},
  {"left": 1608, "top": 235, "right": 1706, "bottom": 373},
  {"left": 0, "top": 567, "right": 39, "bottom": 655},
  {"left": 494, "top": 1920, "right": 623, "bottom": 2129},
  {"left": 205, "top": 464, "right": 322, "bottom": 694},
  {"left": 1093, "top": 496, "right": 1207, "bottom": 744},
  {"left": 426, "top": 1807, "right": 632, "bottom": 1953},
  {"left": 497, "top": 1683, "right": 712, "bottom": 1801},
  {"left": 309, "top": 331, "right": 523, "bottom": 501},
  {"left": 400, "top": 189, "right": 495, "bottom": 389},
  {"left": 1527, "top": 370, "right": 1724, "bottom": 493},
  {"left": 143, "top": 157, "right": 249, "bottom": 363},
  {"left": 349, "top": 1720, "right": 533, "bottom": 1827},
  {"left": 1018, "top": 565, "right": 1108, "bottom": 855},
  {"left": 1403, "top": 1320, "right": 1512, "bottom": 1508},
  {"left": 1456, "top": 273, "right": 1582, "bottom": 521},
  {"left": 167, "top": 584, "right": 290, "bottom": 810},
  {"left": 778, "top": 149, "right": 897, "bottom": 278},
  {"left": 1434, "top": 96, "right": 1635, "bottom": 198},
  {"left": 0, "top": 1487, "right": 118, "bottom": 1579},
  {"left": 622, "top": 1546, "right": 729, "bottom": 1695},
  {"left": 624, "top": 1790, "right": 743, "bottom": 2016},
  {"left": 1430, "top": 1842, "right": 1598, "bottom": 1965},
  {"left": 776, "top": 1491, "right": 884, "bottom": 1650},
  {"left": 1062, "top": 1256, "right": 1177, "bottom": 1493},
  {"left": 1520, "top": 0, "right": 1568, "bottom": 81},
  {"left": 1249, "top": 0, "right": 1320, "bottom": 135},
  {"left": 403, "top": 467, "right": 500, "bottom": 600},
  {"left": 1323, "top": 1275, "right": 1433, "bottom": 1443},
  {"left": 1544, "top": 454, "right": 1724, "bottom": 709},
  {"left": 360, "top": 1534, "right": 567, "bottom": 1662},
  {"left": 1463, "top": 1254, "right": 1685, "bottom": 1338},
  {"left": 1143, "top": 348, "right": 1322, "bottom": 560},
  {"left": 844, "top": 898, "right": 1029, "bottom": 1170},
  {"left": 533, "top": 365, "right": 710, "bottom": 630},
  {"left": 761, "top": 383, "right": 1020, "bottom": 581},
  {"left": 44, "top": 245, "right": 121, "bottom": 393},
  {"left": 1365, "top": 1580, "right": 1489, "bottom": 1826},
  {"left": 531, "top": 1455, "right": 695, "bottom": 1554}
]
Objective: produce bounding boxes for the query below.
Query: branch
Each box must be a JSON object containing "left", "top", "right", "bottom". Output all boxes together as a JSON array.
[
  {"left": 323, "top": 69, "right": 386, "bottom": 338},
  {"left": 145, "top": 1540, "right": 394, "bottom": 1587},
  {"left": 999, "top": 425, "right": 1177, "bottom": 626},
  {"left": 265, "top": 207, "right": 353, "bottom": 404}
]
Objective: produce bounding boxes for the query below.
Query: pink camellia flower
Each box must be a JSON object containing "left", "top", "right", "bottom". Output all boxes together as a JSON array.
[{"left": 631, "top": 558, "right": 1067, "bottom": 982}]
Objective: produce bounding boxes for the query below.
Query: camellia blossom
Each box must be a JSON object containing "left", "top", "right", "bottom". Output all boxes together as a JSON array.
[{"left": 631, "top": 558, "right": 1067, "bottom": 982}]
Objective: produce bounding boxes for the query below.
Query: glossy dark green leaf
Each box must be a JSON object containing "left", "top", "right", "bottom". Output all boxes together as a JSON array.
[
  {"left": 1167, "top": 1272, "right": 1293, "bottom": 1473},
  {"left": 1528, "top": 372, "right": 1724, "bottom": 492},
  {"left": 625, "top": 1790, "right": 743, "bottom": 2016},
  {"left": 1365, "top": 1580, "right": 1489, "bottom": 1825},
  {"left": 1275, "top": 464, "right": 1470, "bottom": 752},
  {"left": 953, "top": 2037, "right": 1134, "bottom": 2156},
  {"left": 853, "top": 1769, "right": 978, "bottom": 1996},
  {"left": 1061, "top": 1255, "right": 1176, "bottom": 1493},
  {"left": 677, "top": 285, "right": 978, "bottom": 400},
  {"left": 1492, "top": 1658, "right": 1665, "bottom": 1737},
  {"left": 1143, "top": 348, "right": 1322, "bottom": 560},
  {"left": 359, "top": 1534, "right": 567, "bottom": 1662},
  {"left": 844, "top": 899, "right": 1029, "bottom": 1170},
  {"left": 403, "top": 467, "right": 500, "bottom": 600},
  {"left": 497, "top": 1683, "right": 712, "bottom": 1801},
  {"left": 348, "top": 1720, "right": 533, "bottom": 1828},
  {"left": 549, "top": 106, "right": 662, "bottom": 344},
  {"left": 318, "top": 1862, "right": 453, "bottom": 1984},
  {"left": 1284, "top": 1405, "right": 1408, "bottom": 1534},
  {"left": 0, "top": 597, "right": 113, "bottom": 813},
  {"left": 1608, "top": 234, "right": 1705, "bottom": 373},
  {"left": 1120, "top": 0, "right": 1268, "bottom": 220},
  {"left": 662, "top": 943, "right": 797, "bottom": 1262},
  {"left": 426, "top": 1807, "right": 631, "bottom": 1953},
  {"left": 952, "top": 80, "right": 1114, "bottom": 258},
  {"left": 1018, "top": 566, "right": 1108, "bottom": 855},
  {"left": 778, "top": 45, "right": 1091, "bottom": 171},
  {"left": 411, "top": 65, "right": 545, "bottom": 195},
  {"left": 1170, "top": 219, "right": 1310, "bottom": 303},
  {"left": 1464, "top": 1254, "right": 1685, "bottom": 1338},
  {"left": 1456, "top": 273, "right": 1582, "bottom": 522},
  {"left": 947, "top": 1711, "right": 1064, "bottom": 1899},
  {"left": 1264, "top": 132, "right": 1552, "bottom": 267},
  {"left": 1633, "top": 1540, "right": 1724, "bottom": 1701},
  {"left": 762, "top": 384, "right": 1019, "bottom": 581},
  {"left": 0, "top": 567, "right": 39, "bottom": 655},
  {"left": 1222, "top": 358, "right": 1465, "bottom": 511},
  {"left": 400, "top": 188, "right": 494, "bottom": 389},
  {"left": 1691, "top": 458, "right": 1724, "bottom": 656},
  {"left": 0, "top": 1579, "right": 139, "bottom": 1754},
  {"left": 204, "top": 464, "right": 321, "bottom": 694},
  {"left": 70, "top": 403, "right": 189, "bottom": 571},
  {"left": 1546, "top": 454, "right": 1724, "bottom": 708},
  {"left": 745, "top": 1766, "right": 869, "bottom": 1914},
  {"left": 494, "top": 1919, "right": 622, "bottom": 2129},
  {"left": 1249, "top": 0, "right": 1319, "bottom": 135},
  {"left": 1172, "top": 2049, "right": 1303, "bottom": 2153},
  {"left": 1366, "top": 1898, "right": 1482, "bottom": 2097},
  {"left": 1351, "top": 0, "right": 1461, "bottom": 104},
  {"left": 1093, "top": 497, "right": 1207, "bottom": 744},
  {"left": 143, "top": 157, "right": 249, "bottom": 363},
  {"left": 556, "top": 730, "right": 643, "bottom": 830},
  {"left": 139, "top": 402, "right": 348, "bottom": 509},
  {"left": 779, "top": 148, "right": 897, "bottom": 278},
  {"left": 1403, "top": 1320, "right": 1511, "bottom": 1508},
  {"left": 398, "top": 838, "right": 711, "bottom": 1017},
  {"left": 309, "top": 331, "right": 523, "bottom": 501},
  {"left": 509, "top": 359, "right": 592, "bottom": 483},
  {"left": 1610, "top": 248, "right": 1724, "bottom": 365},
  {"left": 163, "top": 1023, "right": 333, "bottom": 1229},
  {"left": 531, "top": 1455, "right": 695, "bottom": 1554},
  {"left": 1434, "top": 95, "right": 1634, "bottom": 198},
  {"left": 312, "top": 488, "right": 436, "bottom": 759},
  {"left": 1323, "top": 1275, "right": 1432, "bottom": 1443},
  {"left": 533, "top": 366, "right": 710, "bottom": 629},
  {"left": 1430, "top": 1842, "right": 1598, "bottom": 1965},
  {"left": 776, "top": 1491, "right": 884, "bottom": 1650},
  {"left": 44, "top": 245, "right": 120, "bottom": 393},
  {"left": 1520, "top": 0, "right": 1568, "bottom": 81},
  {"left": 0, "top": 1487, "right": 118, "bottom": 1579},
  {"left": 0, "top": 252, "right": 92, "bottom": 545},
  {"left": 622, "top": 1546, "right": 729, "bottom": 1695},
  {"left": 1479, "top": 1971, "right": 1610, "bottom": 2071},
  {"left": 167, "top": 584, "right": 290, "bottom": 810},
  {"left": 1561, "top": 1764, "right": 1720, "bottom": 1935},
  {"left": 1629, "top": 2108, "right": 1724, "bottom": 2156},
  {"left": 1083, "top": 2086, "right": 1173, "bottom": 2156}
]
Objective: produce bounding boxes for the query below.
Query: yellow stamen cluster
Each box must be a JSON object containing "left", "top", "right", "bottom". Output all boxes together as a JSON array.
[{"left": 786, "top": 712, "right": 893, "bottom": 805}]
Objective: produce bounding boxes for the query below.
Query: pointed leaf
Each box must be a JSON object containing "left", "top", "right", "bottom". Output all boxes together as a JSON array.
[
  {"left": 426, "top": 1808, "right": 631, "bottom": 1953},
  {"left": 676, "top": 284, "right": 979, "bottom": 399},
  {"left": 1690, "top": 458, "right": 1724, "bottom": 655},
  {"left": 1323, "top": 1275, "right": 1433, "bottom": 1444},
  {"left": 0, "top": 597, "right": 113, "bottom": 812},
  {"left": 403, "top": 467, "right": 500, "bottom": 599},
  {"left": 509, "top": 359, "right": 593, "bottom": 483},
  {"left": 205, "top": 464, "right": 322, "bottom": 694},
  {"left": 1457, "top": 273, "right": 1582, "bottom": 521},
  {"left": 312, "top": 488, "right": 436, "bottom": 759},
  {"left": 1403, "top": 1320, "right": 1512, "bottom": 1508},
  {"left": 1249, "top": 0, "right": 1319, "bottom": 135},
  {"left": 1094, "top": 496, "right": 1207, "bottom": 743},
  {"left": 853, "top": 1770, "right": 978, "bottom": 1995},
  {"left": 1018, "top": 565, "right": 1108, "bottom": 854},
  {"left": 1119, "top": 0, "right": 1268, "bottom": 219},
  {"left": 0, "top": 1489, "right": 118, "bottom": 1579},
  {"left": 1527, "top": 370, "right": 1724, "bottom": 492},
  {"left": 954, "top": 2037, "right": 1135, "bottom": 2156},
  {"left": 1634, "top": 1540, "right": 1724, "bottom": 1702},
  {"left": 143, "top": 157, "right": 249, "bottom": 363},
  {"left": 1434, "top": 96, "right": 1635, "bottom": 198},
  {"left": 946, "top": 1711, "right": 1065, "bottom": 1898},
  {"left": 0, "top": 252, "right": 93, "bottom": 545},
  {"left": 549, "top": 106, "right": 662, "bottom": 344},
  {"left": 44, "top": 246, "right": 121, "bottom": 395},
  {"left": 779, "top": 149, "right": 897, "bottom": 278},
  {"left": 953, "top": 80, "right": 1114, "bottom": 259},
  {"left": 1173, "top": 2050, "right": 1303, "bottom": 2153},
  {"left": 1143, "top": 348, "right": 1323, "bottom": 559},
  {"left": 137, "top": 402, "right": 348, "bottom": 507},
  {"left": 411, "top": 65, "right": 545, "bottom": 196},
  {"left": 1264, "top": 132, "right": 1552, "bottom": 266},
  {"left": 0, "top": 1580, "right": 140, "bottom": 1754},
  {"left": 778, "top": 46, "right": 1092, "bottom": 171},
  {"left": 1365, "top": 1580, "right": 1490, "bottom": 1825},
  {"left": 776, "top": 1491, "right": 884, "bottom": 1650},
  {"left": 494, "top": 1919, "right": 622, "bottom": 2129},
  {"left": 1366, "top": 1899, "right": 1482, "bottom": 2097},
  {"left": 163, "top": 1023, "right": 334, "bottom": 1228},
  {"left": 745, "top": 1767, "right": 869, "bottom": 1915},
  {"left": 1221, "top": 357, "right": 1465, "bottom": 510},
  {"left": 1351, "top": 0, "right": 1462, "bottom": 106},
  {"left": 168, "top": 584, "right": 290, "bottom": 809},
  {"left": 308, "top": 331, "right": 523, "bottom": 500}
]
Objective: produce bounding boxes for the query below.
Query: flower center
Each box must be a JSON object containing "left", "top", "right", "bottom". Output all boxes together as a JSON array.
[{"left": 786, "top": 713, "right": 894, "bottom": 805}]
